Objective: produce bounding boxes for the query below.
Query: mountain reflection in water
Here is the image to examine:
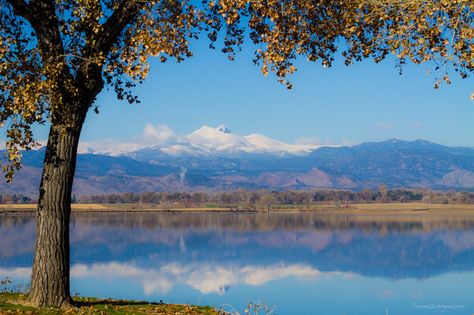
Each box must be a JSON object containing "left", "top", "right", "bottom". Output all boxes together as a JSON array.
[{"left": 1, "top": 212, "right": 474, "bottom": 315}]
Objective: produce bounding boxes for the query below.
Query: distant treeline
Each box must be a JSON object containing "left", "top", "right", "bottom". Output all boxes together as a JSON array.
[
  {"left": 0, "top": 194, "right": 34, "bottom": 204},
  {"left": 3, "top": 189, "right": 474, "bottom": 206},
  {"left": 74, "top": 188, "right": 474, "bottom": 206}
]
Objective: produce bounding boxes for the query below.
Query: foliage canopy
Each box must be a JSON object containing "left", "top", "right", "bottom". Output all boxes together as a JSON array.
[{"left": 1, "top": 0, "right": 473, "bottom": 179}]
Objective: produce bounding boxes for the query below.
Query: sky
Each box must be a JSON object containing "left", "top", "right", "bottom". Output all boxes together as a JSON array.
[{"left": 6, "top": 38, "right": 474, "bottom": 148}]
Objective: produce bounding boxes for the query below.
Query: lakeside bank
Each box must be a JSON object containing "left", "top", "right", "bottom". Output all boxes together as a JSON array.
[
  {"left": 0, "top": 293, "right": 225, "bottom": 315},
  {"left": 2, "top": 202, "right": 474, "bottom": 216}
]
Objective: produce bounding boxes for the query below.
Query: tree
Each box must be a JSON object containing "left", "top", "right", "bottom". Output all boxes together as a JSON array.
[
  {"left": 257, "top": 193, "right": 277, "bottom": 211},
  {"left": 1, "top": 0, "right": 472, "bottom": 308},
  {"left": 378, "top": 184, "right": 388, "bottom": 203}
]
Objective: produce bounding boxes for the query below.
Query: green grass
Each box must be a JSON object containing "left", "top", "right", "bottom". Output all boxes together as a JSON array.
[
  {"left": 0, "top": 293, "right": 226, "bottom": 315},
  {"left": 204, "top": 204, "right": 222, "bottom": 209}
]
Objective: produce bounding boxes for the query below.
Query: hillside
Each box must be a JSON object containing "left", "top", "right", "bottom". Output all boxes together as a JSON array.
[{"left": 1, "top": 139, "right": 474, "bottom": 195}]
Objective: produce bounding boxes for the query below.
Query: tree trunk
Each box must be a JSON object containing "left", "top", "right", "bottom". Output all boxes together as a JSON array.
[{"left": 29, "top": 113, "right": 86, "bottom": 307}]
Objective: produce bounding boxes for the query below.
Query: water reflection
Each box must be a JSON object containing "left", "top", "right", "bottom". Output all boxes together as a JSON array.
[{"left": 1, "top": 212, "right": 474, "bottom": 314}]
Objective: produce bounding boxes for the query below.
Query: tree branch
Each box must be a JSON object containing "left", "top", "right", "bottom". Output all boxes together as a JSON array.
[
  {"left": 9, "top": 0, "right": 76, "bottom": 103},
  {"left": 92, "top": 0, "right": 142, "bottom": 57},
  {"left": 5, "top": 0, "right": 31, "bottom": 21},
  {"left": 76, "top": 0, "right": 142, "bottom": 95},
  {"left": 7, "top": 0, "right": 66, "bottom": 63}
]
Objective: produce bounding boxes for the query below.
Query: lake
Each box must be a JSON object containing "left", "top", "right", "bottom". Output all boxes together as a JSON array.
[{"left": 1, "top": 212, "right": 474, "bottom": 315}]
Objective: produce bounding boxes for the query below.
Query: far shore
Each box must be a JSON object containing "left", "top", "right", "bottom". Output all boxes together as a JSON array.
[{"left": 2, "top": 202, "right": 474, "bottom": 217}]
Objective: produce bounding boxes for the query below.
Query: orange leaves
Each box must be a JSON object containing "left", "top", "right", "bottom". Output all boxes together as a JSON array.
[
  {"left": 206, "top": 0, "right": 472, "bottom": 89},
  {"left": 103, "top": 0, "right": 199, "bottom": 90},
  {"left": 1, "top": 0, "right": 473, "bottom": 180}
]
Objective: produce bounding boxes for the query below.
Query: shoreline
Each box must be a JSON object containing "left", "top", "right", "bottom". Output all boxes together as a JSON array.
[
  {"left": 0, "top": 292, "right": 224, "bottom": 315},
  {"left": 2, "top": 202, "right": 474, "bottom": 217}
]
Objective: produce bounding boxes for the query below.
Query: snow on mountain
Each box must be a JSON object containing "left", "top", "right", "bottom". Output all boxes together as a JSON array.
[
  {"left": 10, "top": 138, "right": 474, "bottom": 195},
  {"left": 129, "top": 124, "right": 320, "bottom": 159},
  {"left": 244, "top": 133, "right": 316, "bottom": 155},
  {"left": 186, "top": 125, "right": 247, "bottom": 152},
  {"left": 75, "top": 123, "right": 326, "bottom": 159}
]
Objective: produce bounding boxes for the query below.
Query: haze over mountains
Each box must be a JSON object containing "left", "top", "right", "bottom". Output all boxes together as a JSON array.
[{"left": 2, "top": 125, "right": 474, "bottom": 196}]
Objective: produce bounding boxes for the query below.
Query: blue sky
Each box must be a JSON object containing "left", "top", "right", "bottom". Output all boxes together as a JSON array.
[{"left": 26, "top": 39, "right": 474, "bottom": 147}]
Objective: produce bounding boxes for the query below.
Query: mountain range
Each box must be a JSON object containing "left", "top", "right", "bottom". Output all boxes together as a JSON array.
[
  {"left": 78, "top": 124, "right": 319, "bottom": 158},
  {"left": 2, "top": 126, "right": 474, "bottom": 196}
]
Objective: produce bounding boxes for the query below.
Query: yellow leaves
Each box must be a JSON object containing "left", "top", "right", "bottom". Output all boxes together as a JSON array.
[
  {"left": 261, "top": 62, "right": 268, "bottom": 76},
  {"left": 103, "top": 1, "right": 199, "bottom": 85},
  {"left": 1, "top": 0, "right": 473, "bottom": 180},
  {"left": 2, "top": 126, "right": 39, "bottom": 182},
  {"left": 348, "top": 26, "right": 358, "bottom": 33},
  {"left": 1, "top": 10, "right": 66, "bottom": 179},
  {"left": 203, "top": 0, "right": 472, "bottom": 91}
]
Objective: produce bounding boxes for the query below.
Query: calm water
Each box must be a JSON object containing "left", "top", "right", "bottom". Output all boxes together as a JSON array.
[{"left": 1, "top": 212, "right": 474, "bottom": 315}]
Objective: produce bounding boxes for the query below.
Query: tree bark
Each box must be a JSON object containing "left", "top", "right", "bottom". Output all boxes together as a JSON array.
[{"left": 29, "top": 112, "right": 86, "bottom": 307}]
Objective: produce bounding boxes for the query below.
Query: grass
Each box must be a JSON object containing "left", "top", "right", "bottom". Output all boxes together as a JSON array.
[
  {"left": 2, "top": 202, "right": 474, "bottom": 217},
  {"left": 0, "top": 293, "right": 226, "bottom": 315},
  {"left": 328, "top": 202, "right": 474, "bottom": 216}
]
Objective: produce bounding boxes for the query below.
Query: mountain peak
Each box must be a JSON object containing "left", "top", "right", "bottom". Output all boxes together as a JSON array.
[
  {"left": 12, "top": 137, "right": 474, "bottom": 195},
  {"left": 383, "top": 138, "right": 436, "bottom": 145},
  {"left": 216, "top": 124, "right": 231, "bottom": 134},
  {"left": 356, "top": 138, "right": 439, "bottom": 148},
  {"left": 191, "top": 125, "right": 231, "bottom": 137}
]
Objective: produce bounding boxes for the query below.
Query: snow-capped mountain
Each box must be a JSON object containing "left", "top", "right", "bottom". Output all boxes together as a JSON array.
[
  {"left": 5, "top": 138, "right": 474, "bottom": 196},
  {"left": 125, "top": 124, "right": 320, "bottom": 161}
]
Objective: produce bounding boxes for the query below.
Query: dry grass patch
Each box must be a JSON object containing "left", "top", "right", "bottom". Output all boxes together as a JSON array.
[{"left": 0, "top": 293, "right": 225, "bottom": 315}]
